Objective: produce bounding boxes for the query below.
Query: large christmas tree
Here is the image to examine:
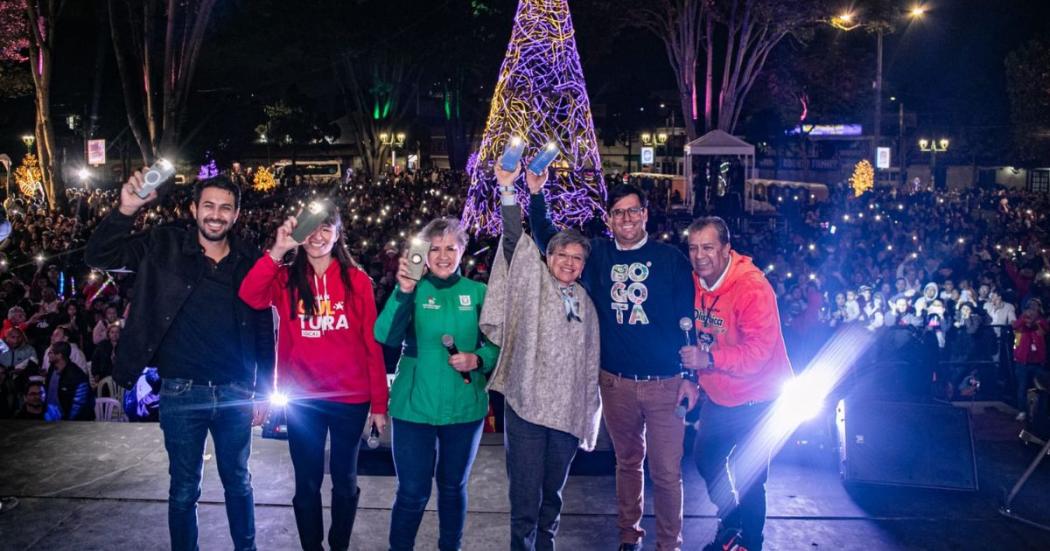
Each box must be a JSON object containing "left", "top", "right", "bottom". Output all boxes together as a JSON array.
[{"left": 462, "top": 0, "right": 606, "bottom": 236}]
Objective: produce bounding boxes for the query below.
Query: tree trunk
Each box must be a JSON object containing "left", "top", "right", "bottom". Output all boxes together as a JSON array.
[
  {"left": 636, "top": 1, "right": 706, "bottom": 141},
  {"left": 24, "top": 0, "right": 64, "bottom": 211},
  {"left": 108, "top": 0, "right": 216, "bottom": 164}
]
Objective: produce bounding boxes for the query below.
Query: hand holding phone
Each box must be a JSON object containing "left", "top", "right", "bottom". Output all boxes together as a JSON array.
[
  {"left": 526, "top": 142, "right": 559, "bottom": 174},
  {"left": 405, "top": 238, "right": 430, "bottom": 281},
  {"left": 136, "top": 158, "right": 176, "bottom": 199},
  {"left": 499, "top": 136, "right": 525, "bottom": 172},
  {"left": 291, "top": 201, "right": 329, "bottom": 243}
]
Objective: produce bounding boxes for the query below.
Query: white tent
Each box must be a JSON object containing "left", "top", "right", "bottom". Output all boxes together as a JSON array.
[{"left": 683, "top": 130, "right": 756, "bottom": 210}]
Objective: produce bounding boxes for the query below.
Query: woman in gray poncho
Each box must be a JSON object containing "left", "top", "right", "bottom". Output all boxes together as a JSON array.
[{"left": 480, "top": 156, "right": 602, "bottom": 551}]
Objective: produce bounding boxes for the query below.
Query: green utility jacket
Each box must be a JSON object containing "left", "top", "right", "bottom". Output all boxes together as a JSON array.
[{"left": 374, "top": 274, "right": 499, "bottom": 425}]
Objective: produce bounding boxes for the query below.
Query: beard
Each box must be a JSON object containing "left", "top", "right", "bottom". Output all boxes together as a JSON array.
[{"left": 197, "top": 217, "right": 232, "bottom": 242}]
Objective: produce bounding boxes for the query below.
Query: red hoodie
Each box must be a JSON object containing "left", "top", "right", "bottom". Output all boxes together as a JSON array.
[
  {"left": 239, "top": 255, "right": 389, "bottom": 413},
  {"left": 693, "top": 251, "right": 794, "bottom": 406}
]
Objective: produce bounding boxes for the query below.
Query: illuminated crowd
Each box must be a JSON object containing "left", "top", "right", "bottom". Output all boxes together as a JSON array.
[{"left": 0, "top": 170, "right": 1048, "bottom": 419}]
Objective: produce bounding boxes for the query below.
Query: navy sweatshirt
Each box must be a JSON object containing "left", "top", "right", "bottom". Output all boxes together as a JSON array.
[{"left": 529, "top": 194, "right": 694, "bottom": 377}]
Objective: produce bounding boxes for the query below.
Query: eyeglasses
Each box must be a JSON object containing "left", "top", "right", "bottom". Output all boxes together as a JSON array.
[{"left": 610, "top": 206, "right": 645, "bottom": 219}]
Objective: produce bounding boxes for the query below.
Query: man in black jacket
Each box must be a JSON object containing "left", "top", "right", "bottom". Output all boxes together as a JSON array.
[
  {"left": 42, "top": 342, "right": 92, "bottom": 420},
  {"left": 85, "top": 174, "right": 275, "bottom": 551}
]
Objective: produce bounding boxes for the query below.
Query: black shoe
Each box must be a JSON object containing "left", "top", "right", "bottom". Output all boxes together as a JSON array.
[
  {"left": 703, "top": 527, "right": 747, "bottom": 551},
  {"left": 618, "top": 544, "right": 641, "bottom": 551}
]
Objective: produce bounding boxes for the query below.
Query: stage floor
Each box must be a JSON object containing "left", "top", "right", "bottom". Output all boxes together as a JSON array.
[{"left": 1, "top": 402, "right": 1048, "bottom": 550}]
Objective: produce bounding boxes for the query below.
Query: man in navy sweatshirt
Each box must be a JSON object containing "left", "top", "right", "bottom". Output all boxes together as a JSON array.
[{"left": 529, "top": 181, "right": 698, "bottom": 551}]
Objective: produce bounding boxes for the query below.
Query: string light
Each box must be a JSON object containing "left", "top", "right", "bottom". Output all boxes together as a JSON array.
[{"left": 462, "top": 0, "right": 606, "bottom": 235}]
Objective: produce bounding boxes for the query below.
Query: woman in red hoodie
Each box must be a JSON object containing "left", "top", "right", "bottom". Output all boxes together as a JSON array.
[{"left": 240, "top": 199, "right": 388, "bottom": 551}]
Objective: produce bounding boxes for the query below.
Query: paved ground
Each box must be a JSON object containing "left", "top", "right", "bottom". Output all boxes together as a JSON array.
[{"left": 1, "top": 402, "right": 1048, "bottom": 550}]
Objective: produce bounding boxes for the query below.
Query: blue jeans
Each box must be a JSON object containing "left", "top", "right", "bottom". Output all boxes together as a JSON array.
[
  {"left": 389, "top": 417, "right": 484, "bottom": 551},
  {"left": 505, "top": 405, "right": 580, "bottom": 551},
  {"left": 287, "top": 399, "right": 370, "bottom": 551},
  {"left": 159, "top": 379, "right": 256, "bottom": 551}
]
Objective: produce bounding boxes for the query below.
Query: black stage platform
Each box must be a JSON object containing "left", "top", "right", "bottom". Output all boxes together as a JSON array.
[{"left": 1, "top": 402, "right": 1049, "bottom": 550}]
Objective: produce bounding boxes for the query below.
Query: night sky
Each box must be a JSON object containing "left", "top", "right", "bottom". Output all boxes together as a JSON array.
[{"left": 1, "top": 0, "right": 1048, "bottom": 163}]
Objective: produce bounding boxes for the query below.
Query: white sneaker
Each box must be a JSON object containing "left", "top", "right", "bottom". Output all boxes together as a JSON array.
[{"left": 1016, "top": 412, "right": 1027, "bottom": 422}]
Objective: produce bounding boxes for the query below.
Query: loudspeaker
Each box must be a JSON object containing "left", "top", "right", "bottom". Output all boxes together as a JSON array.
[{"left": 836, "top": 399, "right": 978, "bottom": 491}]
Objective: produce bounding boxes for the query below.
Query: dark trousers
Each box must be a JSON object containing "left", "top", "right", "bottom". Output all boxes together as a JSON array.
[
  {"left": 159, "top": 379, "right": 256, "bottom": 551},
  {"left": 389, "top": 417, "right": 484, "bottom": 551},
  {"left": 504, "top": 405, "right": 580, "bottom": 551},
  {"left": 287, "top": 399, "right": 371, "bottom": 551},
  {"left": 1016, "top": 363, "right": 1043, "bottom": 411},
  {"left": 694, "top": 400, "right": 772, "bottom": 550}
]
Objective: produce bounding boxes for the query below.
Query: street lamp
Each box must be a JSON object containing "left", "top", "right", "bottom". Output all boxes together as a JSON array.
[
  {"left": 918, "top": 137, "right": 949, "bottom": 190},
  {"left": 379, "top": 131, "right": 407, "bottom": 170},
  {"left": 827, "top": 7, "right": 927, "bottom": 178},
  {"left": 21, "top": 134, "right": 35, "bottom": 152},
  {"left": 640, "top": 132, "right": 668, "bottom": 147}
]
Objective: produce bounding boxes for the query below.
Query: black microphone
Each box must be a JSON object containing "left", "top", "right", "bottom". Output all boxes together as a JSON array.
[
  {"left": 676, "top": 316, "right": 695, "bottom": 419},
  {"left": 442, "top": 334, "right": 473, "bottom": 384}
]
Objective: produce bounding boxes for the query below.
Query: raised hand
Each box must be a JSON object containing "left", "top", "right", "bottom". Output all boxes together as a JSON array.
[
  {"left": 118, "top": 170, "right": 155, "bottom": 216},
  {"left": 269, "top": 216, "right": 299, "bottom": 261},
  {"left": 524, "top": 164, "right": 549, "bottom": 194},
  {"left": 396, "top": 255, "right": 422, "bottom": 294},
  {"left": 494, "top": 155, "right": 522, "bottom": 188}
]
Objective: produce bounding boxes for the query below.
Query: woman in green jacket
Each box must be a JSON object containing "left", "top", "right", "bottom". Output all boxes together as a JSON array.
[{"left": 374, "top": 216, "right": 499, "bottom": 551}]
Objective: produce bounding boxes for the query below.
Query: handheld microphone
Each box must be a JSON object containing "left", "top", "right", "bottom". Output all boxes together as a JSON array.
[
  {"left": 442, "top": 334, "right": 472, "bottom": 384},
  {"left": 678, "top": 316, "right": 695, "bottom": 346},
  {"left": 366, "top": 424, "right": 380, "bottom": 449},
  {"left": 675, "top": 400, "right": 689, "bottom": 419},
  {"left": 676, "top": 316, "right": 695, "bottom": 419}
]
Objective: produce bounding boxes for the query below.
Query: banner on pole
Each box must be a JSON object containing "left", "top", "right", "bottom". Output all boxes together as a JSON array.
[{"left": 87, "top": 140, "right": 106, "bottom": 166}]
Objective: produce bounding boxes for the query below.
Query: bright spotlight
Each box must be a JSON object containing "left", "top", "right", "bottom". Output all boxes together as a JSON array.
[
  {"left": 269, "top": 392, "right": 289, "bottom": 407},
  {"left": 778, "top": 376, "right": 825, "bottom": 424}
]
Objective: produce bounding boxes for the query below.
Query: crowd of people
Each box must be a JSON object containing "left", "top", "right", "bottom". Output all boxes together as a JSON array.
[
  {"left": 745, "top": 185, "right": 1049, "bottom": 405},
  {"left": 1, "top": 170, "right": 1047, "bottom": 413}
]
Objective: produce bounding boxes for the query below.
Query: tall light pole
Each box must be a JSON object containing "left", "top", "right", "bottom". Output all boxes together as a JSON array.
[
  {"left": 380, "top": 131, "right": 407, "bottom": 171},
  {"left": 829, "top": 6, "right": 926, "bottom": 184}
]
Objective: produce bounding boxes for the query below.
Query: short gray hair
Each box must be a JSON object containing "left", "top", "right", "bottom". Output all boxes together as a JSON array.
[
  {"left": 417, "top": 217, "right": 469, "bottom": 250},
  {"left": 686, "top": 216, "right": 730, "bottom": 246},
  {"left": 546, "top": 229, "right": 591, "bottom": 260}
]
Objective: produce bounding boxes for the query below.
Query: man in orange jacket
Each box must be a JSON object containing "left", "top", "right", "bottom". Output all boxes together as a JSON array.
[{"left": 680, "top": 216, "right": 793, "bottom": 551}]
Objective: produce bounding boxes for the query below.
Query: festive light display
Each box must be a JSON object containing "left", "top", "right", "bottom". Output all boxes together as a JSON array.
[
  {"left": 13, "top": 153, "right": 42, "bottom": 197},
  {"left": 850, "top": 160, "right": 874, "bottom": 197},
  {"left": 198, "top": 159, "right": 219, "bottom": 180},
  {"left": 253, "top": 166, "right": 277, "bottom": 192},
  {"left": 463, "top": 0, "right": 606, "bottom": 235}
]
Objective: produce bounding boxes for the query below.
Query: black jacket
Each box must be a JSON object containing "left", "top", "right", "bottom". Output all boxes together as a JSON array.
[
  {"left": 84, "top": 211, "right": 275, "bottom": 394},
  {"left": 44, "top": 363, "right": 93, "bottom": 420}
]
